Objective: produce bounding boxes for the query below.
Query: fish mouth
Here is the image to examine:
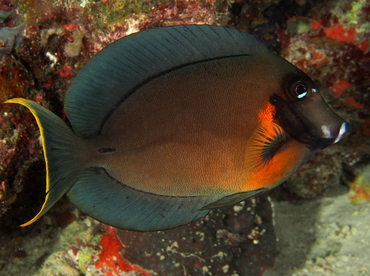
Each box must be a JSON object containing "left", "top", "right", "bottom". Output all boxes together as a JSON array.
[
  {"left": 333, "top": 122, "right": 351, "bottom": 144},
  {"left": 285, "top": 115, "right": 351, "bottom": 151},
  {"left": 309, "top": 121, "right": 351, "bottom": 150}
]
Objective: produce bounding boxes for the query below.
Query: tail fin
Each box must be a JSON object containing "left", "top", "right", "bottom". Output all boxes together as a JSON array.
[{"left": 5, "top": 98, "right": 85, "bottom": 226}]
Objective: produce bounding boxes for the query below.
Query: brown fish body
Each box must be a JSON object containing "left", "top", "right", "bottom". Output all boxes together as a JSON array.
[{"left": 86, "top": 56, "right": 308, "bottom": 196}]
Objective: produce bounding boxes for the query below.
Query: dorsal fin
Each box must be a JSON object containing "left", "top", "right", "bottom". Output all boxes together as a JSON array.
[{"left": 64, "top": 25, "right": 268, "bottom": 138}]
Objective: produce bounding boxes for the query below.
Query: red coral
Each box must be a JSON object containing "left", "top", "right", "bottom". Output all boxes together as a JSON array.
[
  {"left": 346, "top": 97, "right": 364, "bottom": 109},
  {"left": 330, "top": 80, "right": 351, "bottom": 97},
  {"left": 95, "top": 227, "right": 152, "bottom": 276},
  {"left": 309, "top": 21, "right": 357, "bottom": 44},
  {"left": 324, "top": 24, "right": 356, "bottom": 43},
  {"left": 57, "top": 65, "right": 73, "bottom": 78},
  {"left": 276, "top": 29, "right": 290, "bottom": 49},
  {"left": 311, "top": 19, "right": 323, "bottom": 30},
  {"left": 312, "top": 52, "right": 328, "bottom": 67},
  {"left": 62, "top": 23, "right": 77, "bottom": 32},
  {"left": 356, "top": 40, "right": 369, "bottom": 53}
]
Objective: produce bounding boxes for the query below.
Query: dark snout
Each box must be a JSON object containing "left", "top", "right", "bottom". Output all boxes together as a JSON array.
[
  {"left": 306, "top": 112, "right": 350, "bottom": 150},
  {"left": 271, "top": 92, "right": 351, "bottom": 151},
  {"left": 295, "top": 92, "right": 351, "bottom": 150}
]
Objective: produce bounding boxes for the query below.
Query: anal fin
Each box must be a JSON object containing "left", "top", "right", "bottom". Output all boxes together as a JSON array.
[{"left": 67, "top": 168, "right": 218, "bottom": 231}]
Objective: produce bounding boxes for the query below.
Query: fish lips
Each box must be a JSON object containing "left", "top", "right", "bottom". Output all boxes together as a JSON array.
[{"left": 270, "top": 93, "right": 351, "bottom": 151}]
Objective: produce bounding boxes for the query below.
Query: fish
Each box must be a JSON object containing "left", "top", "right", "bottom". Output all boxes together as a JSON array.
[{"left": 5, "top": 25, "right": 350, "bottom": 231}]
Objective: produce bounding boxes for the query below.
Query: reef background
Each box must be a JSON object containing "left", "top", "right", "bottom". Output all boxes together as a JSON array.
[{"left": 0, "top": 0, "right": 369, "bottom": 275}]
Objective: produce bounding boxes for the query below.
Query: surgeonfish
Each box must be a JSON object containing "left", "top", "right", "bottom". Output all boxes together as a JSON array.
[{"left": 6, "top": 25, "right": 350, "bottom": 231}]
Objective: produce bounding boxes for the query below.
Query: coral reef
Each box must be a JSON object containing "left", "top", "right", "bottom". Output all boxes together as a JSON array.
[
  {"left": 1, "top": 0, "right": 370, "bottom": 275},
  {"left": 116, "top": 196, "right": 276, "bottom": 276},
  {"left": 345, "top": 157, "right": 370, "bottom": 204},
  {"left": 281, "top": 148, "right": 343, "bottom": 199}
]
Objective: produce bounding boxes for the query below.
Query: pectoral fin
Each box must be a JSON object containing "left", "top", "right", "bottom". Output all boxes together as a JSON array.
[{"left": 246, "top": 121, "right": 287, "bottom": 170}]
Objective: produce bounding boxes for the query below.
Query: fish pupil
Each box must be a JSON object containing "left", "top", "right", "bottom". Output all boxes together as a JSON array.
[{"left": 295, "top": 83, "right": 308, "bottom": 99}]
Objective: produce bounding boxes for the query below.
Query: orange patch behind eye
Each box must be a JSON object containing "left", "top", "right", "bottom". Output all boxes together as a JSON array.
[
  {"left": 258, "top": 102, "right": 275, "bottom": 122},
  {"left": 258, "top": 102, "right": 276, "bottom": 137}
]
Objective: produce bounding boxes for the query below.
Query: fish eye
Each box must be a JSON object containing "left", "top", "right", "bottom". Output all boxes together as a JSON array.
[{"left": 289, "top": 80, "right": 310, "bottom": 99}]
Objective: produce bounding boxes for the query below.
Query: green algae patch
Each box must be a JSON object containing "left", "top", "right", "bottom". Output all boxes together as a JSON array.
[{"left": 348, "top": 164, "right": 370, "bottom": 204}]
